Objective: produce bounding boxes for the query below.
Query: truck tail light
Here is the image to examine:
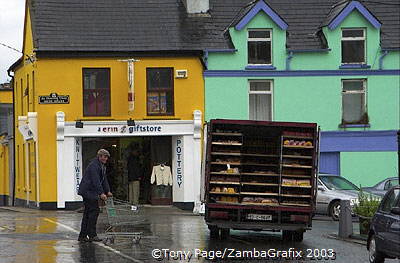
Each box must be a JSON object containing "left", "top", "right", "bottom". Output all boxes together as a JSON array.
[
  {"left": 290, "top": 215, "right": 309, "bottom": 222},
  {"left": 209, "top": 211, "right": 229, "bottom": 219}
]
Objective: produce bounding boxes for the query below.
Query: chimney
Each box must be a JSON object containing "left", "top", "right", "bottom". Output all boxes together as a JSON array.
[{"left": 183, "top": 0, "right": 209, "bottom": 14}]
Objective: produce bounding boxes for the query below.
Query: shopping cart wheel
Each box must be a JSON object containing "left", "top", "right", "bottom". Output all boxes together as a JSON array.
[
  {"left": 103, "top": 237, "right": 109, "bottom": 245},
  {"left": 132, "top": 235, "right": 141, "bottom": 244}
]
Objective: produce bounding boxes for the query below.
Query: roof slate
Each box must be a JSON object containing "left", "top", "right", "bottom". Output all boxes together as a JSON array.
[{"left": 29, "top": 0, "right": 400, "bottom": 53}]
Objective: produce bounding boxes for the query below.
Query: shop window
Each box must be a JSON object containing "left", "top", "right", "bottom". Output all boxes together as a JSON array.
[
  {"left": 341, "top": 79, "right": 368, "bottom": 125},
  {"left": 83, "top": 68, "right": 111, "bottom": 116},
  {"left": 248, "top": 29, "right": 272, "bottom": 65},
  {"left": 249, "top": 80, "right": 272, "bottom": 121},
  {"left": 146, "top": 68, "right": 174, "bottom": 115},
  {"left": 341, "top": 28, "right": 365, "bottom": 64}
]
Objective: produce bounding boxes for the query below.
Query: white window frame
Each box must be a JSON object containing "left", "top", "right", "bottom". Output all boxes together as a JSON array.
[
  {"left": 248, "top": 80, "right": 273, "bottom": 121},
  {"left": 341, "top": 28, "right": 366, "bottom": 64},
  {"left": 248, "top": 29, "right": 272, "bottom": 65},
  {"left": 341, "top": 79, "right": 367, "bottom": 124}
]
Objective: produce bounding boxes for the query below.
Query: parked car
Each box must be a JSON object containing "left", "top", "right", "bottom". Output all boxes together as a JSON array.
[
  {"left": 367, "top": 185, "right": 400, "bottom": 263},
  {"left": 362, "top": 177, "right": 399, "bottom": 197},
  {"left": 316, "top": 174, "right": 361, "bottom": 220}
]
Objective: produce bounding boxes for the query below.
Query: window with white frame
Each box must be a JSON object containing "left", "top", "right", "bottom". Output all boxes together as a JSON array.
[
  {"left": 249, "top": 81, "right": 272, "bottom": 121},
  {"left": 342, "top": 79, "right": 367, "bottom": 124},
  {"left": 248, "top": 30, "right": 272, "bottom": 65},
  {"left": 341, "top": 28, "right": 366, "bottom": 64}
]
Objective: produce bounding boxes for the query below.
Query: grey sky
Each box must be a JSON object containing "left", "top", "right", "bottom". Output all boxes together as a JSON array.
[{"left": 0, "top": 0, "right": 25, "bottom": 84}]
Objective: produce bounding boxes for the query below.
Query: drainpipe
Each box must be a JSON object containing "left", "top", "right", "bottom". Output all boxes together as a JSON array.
[
  {"left": 379, "top": 50, "right": 389, "bottom": 70},
  {"left": 286, "top": 51, "right": 294, "bottom": 71},
  {"left": 7, "top": 69, "right": 16, "bottom": 207},
  {"left": 398, "top": 130, "right": 400, "bottom": 183},
  {"left": 203, "top": 50, "right": 209, "bottom": 69}
]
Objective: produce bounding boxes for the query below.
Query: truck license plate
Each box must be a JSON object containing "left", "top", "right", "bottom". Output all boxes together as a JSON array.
[{"left": 247, "top": 214, "right": 272, "bottom": 221}]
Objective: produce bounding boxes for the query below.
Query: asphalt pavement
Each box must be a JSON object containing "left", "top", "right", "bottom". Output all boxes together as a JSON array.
[{"left": 0, "top": 206, "right": 397, "bottom": 263}]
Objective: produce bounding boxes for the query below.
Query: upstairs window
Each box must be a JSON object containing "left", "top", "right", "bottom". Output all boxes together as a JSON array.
[
  {"left": 341, "top": 29, "right": 365, "bottom": 64},
  {"left": 248, "top": 30, "right": 272, "bottom": 65},
  {"left": 147, "top": 68, "right": 174, "bottom": 115},
  {"left": 342, "top": 79, "right": 367, "bottom": 124},
  {"left": 249, "top": 80, "right": 273, "bottom": 121},
  {"left": 83, "top": 68, "right": 111, "bottom": 116}
]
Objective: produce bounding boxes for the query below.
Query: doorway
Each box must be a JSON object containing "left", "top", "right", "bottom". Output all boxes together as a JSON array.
[{"left": 81, "top": 136, "right": 172, "bottom": 204}]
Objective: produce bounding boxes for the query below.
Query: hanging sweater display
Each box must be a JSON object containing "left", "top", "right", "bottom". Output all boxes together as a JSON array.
[{"left": 150, "top": 164, "right": 173, "bottom": 186}]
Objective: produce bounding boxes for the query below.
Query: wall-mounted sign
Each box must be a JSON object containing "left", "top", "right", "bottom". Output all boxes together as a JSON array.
[
  {"left": 39, "top": 93, "right": 70, "bottom": 104},
  {"left": 97, "top": 125, "right": 162, "bottom": 134},
  {"left": 74, "top": 138, "right": 82, "bottom": 194},
  {"left": 175, "top": 138, "right": 183, "bottom": 188},
  {"left": 18, "top": 124, "right": 34, "bottom": 141}
]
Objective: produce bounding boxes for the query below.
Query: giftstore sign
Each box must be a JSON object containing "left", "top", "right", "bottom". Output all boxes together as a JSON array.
[
  {"left": 64, "top": 120, "right": 194, "bottom": 137},
  {"left": 97, "top": 125, "right": 162, "bottom": 134}
]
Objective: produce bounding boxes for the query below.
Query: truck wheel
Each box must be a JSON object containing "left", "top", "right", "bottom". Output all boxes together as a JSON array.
[
  {"left": 329, "top": 201, "right": 341, "bottom": 221},
  {"left": 293, "top": 231, "right": 304, "bottom": 242},
  {"left": 220, "top": 228, "right": 230, "bottom": 240},
  {"left": 282, "top": 230, "right": 293, "bottom": 241},
  {"left": 368, "top": 234, "right": 385, "bottom": 263},
  {"left": 208, "top": 226, "right": 219, "bottom": 239}
]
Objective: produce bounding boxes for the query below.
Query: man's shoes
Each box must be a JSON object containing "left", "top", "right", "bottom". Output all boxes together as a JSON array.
[
  {"left": 78, "top": 236, "right": 89, "bottom": 242},
  {"left": 88, "top": 236, "right": 103, "bottom": 242}
]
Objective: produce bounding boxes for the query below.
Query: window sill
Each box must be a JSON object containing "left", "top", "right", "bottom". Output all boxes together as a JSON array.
[
  {"left": 339, "top": 64, "right": 371, "bottom": 69},
  {"left": 245, "top": 65, "right": 276, "bottom": 70},
  {"left": 144, "top": 116, "right": 180, "bottom": 120},
  {"left": 339, "top": 123, "right": 371, "bottom": 128}
]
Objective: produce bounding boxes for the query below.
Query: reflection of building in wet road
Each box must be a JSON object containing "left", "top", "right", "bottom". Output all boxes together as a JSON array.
[{"left": 0, "top": 206, "right": 399, "bottom": 263}]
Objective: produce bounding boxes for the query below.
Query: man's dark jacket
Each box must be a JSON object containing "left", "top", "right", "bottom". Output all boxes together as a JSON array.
[
  {"left": 78, "top": 158, "right": 110, "bottom": 200},
  {"left": 127, "top": 155, "right": 143, "bottom": 181}
]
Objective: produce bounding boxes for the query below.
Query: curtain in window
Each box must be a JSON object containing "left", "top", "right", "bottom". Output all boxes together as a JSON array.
[
  {"left": 342, "top": 93, "right": 364, "bottom": 123},
  {"left": 249, "top": 94, "right": 271, "bottom": 121}
]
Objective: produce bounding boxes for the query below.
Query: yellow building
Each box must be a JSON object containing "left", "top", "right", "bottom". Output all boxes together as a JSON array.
[
  {"left": 0, "top": 84, "right": 13, "bottom": 206},
  {"left": 8, "top": 0, "right": 206, "bottom": 210}
]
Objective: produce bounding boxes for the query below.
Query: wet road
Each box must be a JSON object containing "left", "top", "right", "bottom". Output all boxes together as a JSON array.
[{"left": 0, "top": 206, "right": 397, "bottom": 263}]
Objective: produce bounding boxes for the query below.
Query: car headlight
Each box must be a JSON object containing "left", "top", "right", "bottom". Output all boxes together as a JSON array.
[{"left": 350, "top": 198, "right": 359, "bottom": 206}]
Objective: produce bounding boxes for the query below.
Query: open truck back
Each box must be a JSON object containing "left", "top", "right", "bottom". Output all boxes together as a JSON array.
[{"left": 204, "top": 119, "right": 319, "bottom": 242}]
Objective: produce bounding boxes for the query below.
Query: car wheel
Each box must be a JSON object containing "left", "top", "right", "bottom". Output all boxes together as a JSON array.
[
  {"left": 220, "top": 228, "right": 230, "bottom": 240},
  {"left": 368, "top": 234, "right": 385, "bottom": 263},
  {"left": 330, "top": 201, "right": 340, "bottom": 221},
  {"left": 293, "top": 231, "right": 304, "bottom": 242},
  {"left": 282, "top": 230, "right": 293, "bottom": 241},
  {"left": 208, "top": 225, "right": 219, "bottom": 239}
]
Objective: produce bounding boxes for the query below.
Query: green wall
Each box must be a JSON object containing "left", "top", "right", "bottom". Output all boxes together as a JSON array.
[
  {"left": 205, "top": 76, "right": 399, "bottom": 131},
  {"left": 205, "top": 10, "right": 400, "bottom": 131},
  {"left": 341, "top": 152, "right": 398, "bottom": 187},
  {"left": 204, "top": 8, "right": 399, "bottom": 186}
]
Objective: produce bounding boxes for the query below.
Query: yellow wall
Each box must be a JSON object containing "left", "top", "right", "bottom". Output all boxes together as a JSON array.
[
  {"left": 0, "top": 136, "right": 9, "bottom": 197},
  {"left": 0, "top": 90, "right": 13, "bottom": 103},
  {"left": 34, "top": 57, "right": 204, "bottom": 203},
  {"left": 13, "top": 5, "right": 39, "bottom": 203},
  {"left": 13, "top": 5, "right": 205, "bottom": 206}
]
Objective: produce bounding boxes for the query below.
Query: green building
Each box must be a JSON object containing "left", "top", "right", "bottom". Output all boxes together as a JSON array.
[{"left": 204, "top": 0, "right": 399, "bottom": 187}]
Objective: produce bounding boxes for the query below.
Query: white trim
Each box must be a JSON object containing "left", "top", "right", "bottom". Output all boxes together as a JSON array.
[
  {"left": 341, "top": 28, "right": 366, "bottom": 64},
  {"left": 341, "top": 79, "right": 367, "bottom": 122},
  {"left": 55, "top": 111, "right": 203, "bottom": 209},
  {"left": 247, "top": 29, "right": 272, "bottom": 65},
  {"left": 248, "top": 80, "right": 274, "bottom": 121}
]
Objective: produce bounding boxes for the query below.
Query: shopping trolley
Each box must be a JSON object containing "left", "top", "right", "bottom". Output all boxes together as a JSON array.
[{"left": 103, "top": 197, "right": 144, "bottom": 245}]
